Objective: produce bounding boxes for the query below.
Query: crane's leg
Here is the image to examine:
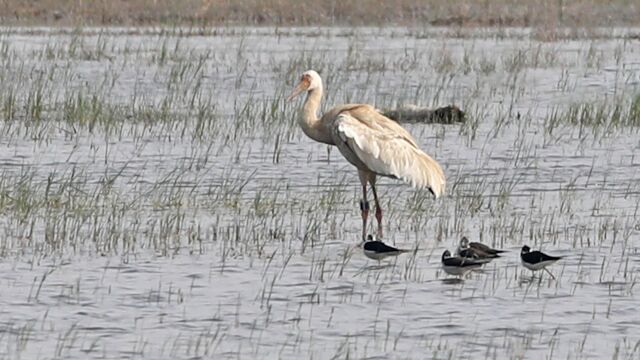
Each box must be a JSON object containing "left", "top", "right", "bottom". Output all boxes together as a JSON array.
[
  {"left": 359, "top": 185, "right": 369, "bottom": 242},
  {"left": 358, "top": 171, "right": 370, "bottom": 242},
  {"left": 370, "top": 179, "right": 383, "bottom": 239}
]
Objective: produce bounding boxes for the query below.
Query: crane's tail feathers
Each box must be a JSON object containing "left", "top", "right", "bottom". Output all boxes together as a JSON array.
[
  {"left": 406, "top": 149, "right": 446, "bottom": 198},
  {"left": 334, "top": 112, "right": 446, "bottom": 197}
]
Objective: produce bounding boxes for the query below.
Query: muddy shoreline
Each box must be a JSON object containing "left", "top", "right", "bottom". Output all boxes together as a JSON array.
[{"left": 2, "top": 0, "right": 639, "bottom": 27}]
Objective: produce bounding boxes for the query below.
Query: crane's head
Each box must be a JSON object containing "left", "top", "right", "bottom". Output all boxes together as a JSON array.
[{"left": 286, "top": 70, "right": 322, "bottom": 101}]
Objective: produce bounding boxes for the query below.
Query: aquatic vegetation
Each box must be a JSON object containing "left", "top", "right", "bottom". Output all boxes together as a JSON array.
[{"left": 0, "top": 26, "right": 638, "bottom": 359}]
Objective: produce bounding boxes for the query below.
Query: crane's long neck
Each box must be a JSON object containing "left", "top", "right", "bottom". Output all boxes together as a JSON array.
[{"left": 299, "top": 86, "right": 334, "bottom": 145}]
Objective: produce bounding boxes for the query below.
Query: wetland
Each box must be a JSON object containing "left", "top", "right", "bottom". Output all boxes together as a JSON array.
[{"left": 0, "top": 26, "right": 639, "bottom": 359}]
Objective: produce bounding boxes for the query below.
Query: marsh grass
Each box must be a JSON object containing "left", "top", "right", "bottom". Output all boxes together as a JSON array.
[{"left": 0, "top": 25, "right": 638, "bottom": 360}]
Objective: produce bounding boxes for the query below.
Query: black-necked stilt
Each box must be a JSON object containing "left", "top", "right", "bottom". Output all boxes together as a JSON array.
[
  {"left": 520, "top": 245, "right": 563, "bottom": 279},
  {"left": 456, "top": 236, "right": 504, "bottom": 262},
  {"left": 441, "top": 250, "right": 484, "bottom": 277},
  {"left": 362, "top": 235, "right": 409, "bottom": 261},
  {"left": 462, "top": 236, "right": 505, "bottom": 256}
]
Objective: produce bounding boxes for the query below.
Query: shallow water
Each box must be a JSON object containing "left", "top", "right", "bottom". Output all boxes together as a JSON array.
[{"left": 0, "top": 26, "right": 639, "bottom": 359}]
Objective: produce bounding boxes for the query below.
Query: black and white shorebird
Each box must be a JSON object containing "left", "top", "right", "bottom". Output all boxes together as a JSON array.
[
  {"left": 456, "top": 236, "right": 504, "bottom": 263},
  {"left": 520, "top": 245, "right": 563, "bottom": 279},
  {"left": 362, "top": 235, "right": 410, "bottom": 261},
  {"left": 441, "top": 250, "right": 485, "bottom": 277}
]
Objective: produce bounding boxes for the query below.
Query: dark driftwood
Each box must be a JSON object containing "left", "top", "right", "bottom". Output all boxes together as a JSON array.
[{"left": 380, "top": 105, "right": 465, "bottom": 124}]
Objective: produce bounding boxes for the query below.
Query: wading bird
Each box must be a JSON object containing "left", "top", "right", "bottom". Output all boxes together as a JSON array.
[
  {"left": 456, "top": 236, "right": 504, "bottom": 262},
  {"left": 287, "top": 70, "right": 446, "bottom": 241},
  {"left": 441, "top": 250, "right": 484, "bottom": 277},
  {"left": 362, "top": 234, "right": 410, "bottom": 261},
  {"left": 520, "top": 245, "right": 563, "bottom": 279}
]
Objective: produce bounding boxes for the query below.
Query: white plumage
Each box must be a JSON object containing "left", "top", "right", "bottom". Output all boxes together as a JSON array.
[
  {"left": 335, "top": 112, "right": 445, "bottom": 195},
  {"left": 287, "top": 70, "right": 446, "bottom": 240}
]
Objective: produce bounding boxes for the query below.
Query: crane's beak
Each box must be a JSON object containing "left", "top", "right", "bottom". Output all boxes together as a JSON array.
[{"left": 286, "top": 79, "right": 310, "bottom": 102}]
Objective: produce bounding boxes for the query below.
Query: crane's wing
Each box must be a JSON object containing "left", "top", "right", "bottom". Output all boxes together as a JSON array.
[
  {"left": 333, "top": 111, "right": 446, "bottom": 197},
  {"left": 326, "top": 104, "right": 420, "bottom": 146}
]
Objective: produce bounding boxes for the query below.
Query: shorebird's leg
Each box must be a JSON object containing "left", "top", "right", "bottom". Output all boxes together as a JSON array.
[
  {"left": 358, "top": 175, "right": 369, "bottom": 242},
  {"left": 543, "top": 267, "right": 556, "bottom": 280},
  {"left": 370, "top": 180, "right": 383, "bottom": 239}
]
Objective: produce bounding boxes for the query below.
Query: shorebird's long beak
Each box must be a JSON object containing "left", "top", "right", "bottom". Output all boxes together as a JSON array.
[{"left": 286, "top": 79, "right": 310, "bottom": 102}]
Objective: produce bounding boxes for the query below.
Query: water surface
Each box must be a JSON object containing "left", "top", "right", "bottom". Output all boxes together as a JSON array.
[{"left": 0, "top": 26, "right": 639, "bottom": 359}]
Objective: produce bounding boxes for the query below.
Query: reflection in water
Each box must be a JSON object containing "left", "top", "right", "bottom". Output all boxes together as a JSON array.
[{"left": 441, "top": 278, "right": 465, "bottom": 285}]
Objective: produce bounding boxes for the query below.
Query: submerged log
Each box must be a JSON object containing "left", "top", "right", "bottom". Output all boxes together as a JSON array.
[{"left": 380, "top": 105, "right": 465, "bottom": 124}]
